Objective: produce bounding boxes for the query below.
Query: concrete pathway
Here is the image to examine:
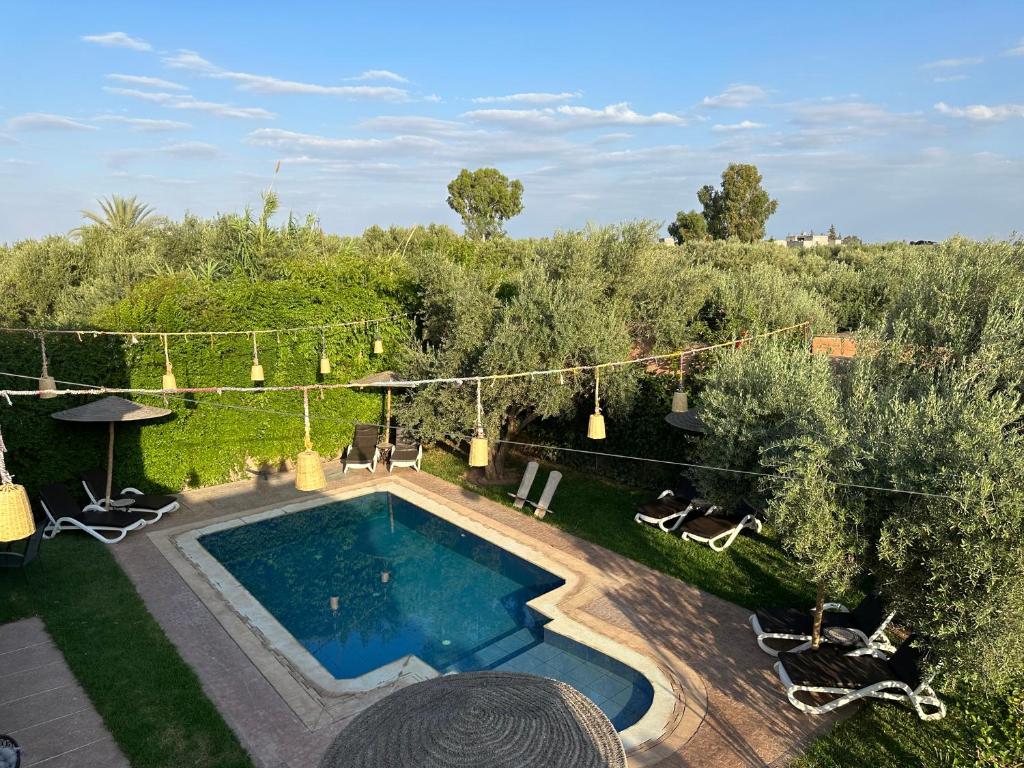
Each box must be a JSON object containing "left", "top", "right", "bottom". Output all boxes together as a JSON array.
[{"left": 0, "top": 618, "right": 129, "bottom": 768}]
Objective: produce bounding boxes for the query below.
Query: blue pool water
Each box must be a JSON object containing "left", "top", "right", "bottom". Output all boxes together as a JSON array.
[{"left": 200, "top": 491, "right": 653, "bottom": 730}]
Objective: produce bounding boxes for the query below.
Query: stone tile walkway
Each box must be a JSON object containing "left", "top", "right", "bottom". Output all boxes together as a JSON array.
[
  {"left": 0, "top": 618, "right": 129, "bottom": 768},
  {"left": 110, "top": 462, "right": 838, "bottom": 767}
]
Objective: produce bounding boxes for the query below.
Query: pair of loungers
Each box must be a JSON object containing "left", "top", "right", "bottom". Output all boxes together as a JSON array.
[
  {"left": 634, "top": 478, "right": 762, "bottom": 551},
  {"left": 508, "top": 461, "right": 561, "bottom": 518},
  {"left": 38, "top": 469, "right": 179, "bottom": 545},
  {"left": 750, "top": 593, "right": 945, "bottom": 720},
  {"left": 343, "top": 424, "right": 422, "bottom": 474}
]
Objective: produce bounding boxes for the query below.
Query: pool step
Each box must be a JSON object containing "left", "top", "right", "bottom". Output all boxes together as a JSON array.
[{"left": 441, "top": 627, "right": 541, "bottom": 674}]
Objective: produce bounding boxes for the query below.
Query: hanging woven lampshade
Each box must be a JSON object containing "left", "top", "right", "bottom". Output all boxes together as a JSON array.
[
  {"left": 468, "top": 379, "right": 489, "bottom": 467},
  {"left": 161, "top": 335, "right": 177, "bottom": 390},
  {"left": 251, "top": 332, "right": 265, "bottom": 382},
  {"left": 295, "top": 389, "right": 326, "bottom": 491},
  {"left": 38, "top": 336, "right": 57, "bottom": 399},
  {"left": 0, "top": 429, "right": 35, "bottom": 543},
  {"left": 319, "top": 328, "right": 331, "bottom": 375},
  {"left": 468, "top": 429, "right": 489, "bottom": 467},
  {"left": 587, "top": 368, "right": 606, "bottom": 440},
  {"left": 372, "top": 332, "right": 384, "bottom": 356},
  {"left": 671, "top": 388, "right": 689, "bottom": 413}
]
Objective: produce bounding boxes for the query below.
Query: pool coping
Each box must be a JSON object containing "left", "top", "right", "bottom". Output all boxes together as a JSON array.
[{"left": 149, "top": 476, "right": 703, "bottom": 761}]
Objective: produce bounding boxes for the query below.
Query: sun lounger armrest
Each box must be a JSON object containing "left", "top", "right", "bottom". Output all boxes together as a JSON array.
[
  {"left": 658, "top": 489, "right": 674, "bottom": 499},
  {"left": 823, "top": 602, "right": 851, "bottom": 613},
  {"left": 120, "top": 486, "right": 144, "bottom": 495}
]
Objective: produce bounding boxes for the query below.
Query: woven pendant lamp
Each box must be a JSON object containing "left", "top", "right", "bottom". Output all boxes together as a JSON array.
[
  {"left": 161, "top": 334, "right": 177, "bottom": 390},
  {"left": 250, "top": 333, "right": 265, "bottom": 383},
  {"left": 295, "top": 389, "right": 326, "bottom": 491},
  {"left": 0, "top": 428, "right": 35, "bottom": 542},
  {"left": 671, "top": 355, "right": 688, "bottom": 413},
  {"left": 587, "top": 368, "right": 606, "bottom": 440},
  {"left": 372, "top": 327, "right": 384, "bottom": 356},
  {"left": 468, "top": 379, "right": 489, "bottom": 467},
  {"left": 319, "top": 328, "right": 331, "bottom": 375},
  {"left": 38, "top": 335, "right": 57, "bottom": 399}
]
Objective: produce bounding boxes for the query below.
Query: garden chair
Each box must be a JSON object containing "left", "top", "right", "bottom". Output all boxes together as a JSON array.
[
  {"left": 38, "top": 483, "right": 149, "bottom": 545},
  {"left": 677, "top": 498, "right": 762, "bottom": 551},
  {"left": 634, "top": 477, "right": 716, "bottom": 532},
  {"left": 508, "top": 461, "right": 539, "bottom": 508},
  {"left": 527, "top": 471, "right": 561, "bottom": 518},
  {"left": 388, "top": 428, "right": 422, "bottom": 473},
  {"left": 774, "top": 636, "right": 945, "bottom": 721},
  {"left": 0, "top": 510, "right": 45, "bottom": 572},
  {"left": 343, "top": 424, "right": 381, "bottom": 473},
  {"left": 749, "top": 592, "right": 896, "bottom": 656},
  {"left": 80, "top": 467, "right": 179, "bottom": 522}
]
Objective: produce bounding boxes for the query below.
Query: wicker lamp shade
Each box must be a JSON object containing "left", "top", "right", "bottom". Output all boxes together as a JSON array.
[
  {"left": 0, "top": 483, "right": 35, "bottom": 542},
  {"left": 162, "top": 371, "right": 177, "bottom": 390},
  {"left": 469, "top": 432, "right": 489, "bottom": 467},
  {"left": 319, "top": 356, "right": 331, "bottom": 375},
  {"left": 295, "top": 449, "right": 326, "bottom": 491},
  {"left": 671, "top": 389, "right": 688, "bottom": 413},
  {"left": 250, "top": 363, "right": 265, "bottom": 382},
  {"left": 38, "top": 373, "right": 58, "bottom": 399},
  {"left": 587, "top": 412, "right": 606, "bottom": 440},
  {"left": 372, "top": 334, "right": 384, "bottom": 356}
]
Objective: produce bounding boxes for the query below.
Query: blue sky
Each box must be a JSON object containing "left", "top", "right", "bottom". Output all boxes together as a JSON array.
[{"left": 1, "top": 1, "right": 1022, "bottom": 242}]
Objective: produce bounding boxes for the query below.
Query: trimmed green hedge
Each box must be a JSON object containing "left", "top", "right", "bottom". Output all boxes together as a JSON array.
[{"left": 0, "top": 266, "right": 410, "bottom": 494}]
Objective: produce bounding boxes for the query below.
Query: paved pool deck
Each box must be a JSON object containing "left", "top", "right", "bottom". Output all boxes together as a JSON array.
[
  {"left": 0, "top": 618, "right": 129, "bottom": 768},
  {"left": 111, "top": 462, "right": 838, "bottom": 767}
]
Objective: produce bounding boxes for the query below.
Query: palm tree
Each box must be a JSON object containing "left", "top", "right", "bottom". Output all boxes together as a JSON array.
[{"left": 76, "top": 195, "right": 157, "bottom": 234}]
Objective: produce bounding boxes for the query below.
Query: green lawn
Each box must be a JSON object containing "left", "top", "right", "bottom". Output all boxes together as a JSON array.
[
  {"left": 0, "top": 536, "right": 253, "bottom": 768},
  {"left": 422, "top": 448, "right": 1015, "bottom": 768}
]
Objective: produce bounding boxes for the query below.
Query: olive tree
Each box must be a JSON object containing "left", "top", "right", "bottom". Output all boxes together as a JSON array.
[{"left": 446, "top": 168, "right": 524, "bottom": 241}]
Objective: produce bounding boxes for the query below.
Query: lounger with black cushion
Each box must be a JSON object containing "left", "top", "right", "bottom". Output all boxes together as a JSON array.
[
  {"left": 388, "top": 428, "right": 422, "bottom": 473},
  {"left": 0, "top": 511, "right": 45, "bottom": 570},
  {"left": 774, "top": 636, "right": 945, "bottom": 720},
  {"left": 343, "top": 424, "right": 381, "bottom": 473},
  {"left": 39, "top": 483, "right": 149, "bottom": 545},
  {"left": 80, "top": 468, "right": 179, "bottom": 522},
  {"left": 749, "top": 592, "right": 896, "bottom": 656},
  {"left": 634, "top": 478, "right": 717, "bottom": 532},
  {"left": 678, "top": 499, "right": 763, "bottom": 551}
]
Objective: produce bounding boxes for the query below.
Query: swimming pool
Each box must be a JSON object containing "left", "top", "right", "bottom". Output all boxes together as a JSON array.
[{"left": 198, "top": 490, "right": 654, "bottom": 730}]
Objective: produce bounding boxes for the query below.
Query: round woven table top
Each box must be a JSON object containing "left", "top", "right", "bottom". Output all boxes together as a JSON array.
[{"left": 319, "top": 672, "right": 626, "bottom": 768}]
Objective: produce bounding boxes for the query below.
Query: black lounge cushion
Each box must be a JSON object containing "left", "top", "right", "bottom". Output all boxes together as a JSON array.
[
  {"left": 679, "top": 514, "right": 736, "bottom": 538},
  {"left": 754, "top": 606, "right": 859, "bottom": 636},
  {"left": 849, "top": 592, "right": 888, "bottom": 634},
  {"left": 391, "top": 445, "right": 419, "bottom": 461},
  {"left": 40, "top": 483, "right": 148, "bottom": 528},
  {"left": 347, "top": 444, "right": 377, "bottom": 463},
  {"left": 81, "top": 468, "right": 176, "bottom": 509},
  {"left": 780, "top": 640, "right": 925, "bottom": 690}
]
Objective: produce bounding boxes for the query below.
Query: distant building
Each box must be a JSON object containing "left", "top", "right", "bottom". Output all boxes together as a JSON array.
[
  {"left": 771, "top": 231, "right": 843, "bottom": 249},
  {"left": 658, "top": 236, "right": 676, "bottom": 245}
]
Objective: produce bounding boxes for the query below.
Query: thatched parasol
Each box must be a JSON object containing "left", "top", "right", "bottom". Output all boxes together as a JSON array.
[
  {"left": 346, "top": 371, "right": 415, "bottom": 440},
  {"left": 664, "top": 408, "right": 706, "bottom": 434},
  {"left": 319, "top": 671, "right": 626, "bottom": 768},
  {"left": 51, "top": 396, "right": 171, "bottom": 507}
]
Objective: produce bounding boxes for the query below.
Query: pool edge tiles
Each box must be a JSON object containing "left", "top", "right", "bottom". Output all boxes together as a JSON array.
[{"left": 167, "top": 481, "right": 679, "bottom": 752}]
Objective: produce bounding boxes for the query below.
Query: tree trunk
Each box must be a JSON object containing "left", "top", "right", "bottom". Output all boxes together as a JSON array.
[{"left": 811, "top": 581, "right": 826, "bottom": 650}]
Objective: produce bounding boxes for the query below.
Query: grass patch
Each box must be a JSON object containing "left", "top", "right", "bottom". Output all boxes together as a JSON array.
[
  {"left": 0, "top": 535, "right": 252, "bottom": 768},
  {"left": 423, "top": 448, "right": 1021, "bottom": 768}
]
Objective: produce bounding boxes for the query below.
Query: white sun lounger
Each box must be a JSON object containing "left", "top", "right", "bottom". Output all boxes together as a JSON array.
[
  {"left": 527, "top": 471, "right": 561, "bottom": 519},
  {"left": 39, "top": 483, "right": 148, "bottom": 545},
  {"left": 508, "top": 461, "right": 539, "bottom": 509}
]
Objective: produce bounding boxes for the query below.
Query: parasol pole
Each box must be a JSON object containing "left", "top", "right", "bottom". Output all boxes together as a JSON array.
[
  {"left": 106, "top": 421, "right": 115, "bottom": 507},
  {"left": 385, "top": 388, "right": 393, "bottom": 441}
]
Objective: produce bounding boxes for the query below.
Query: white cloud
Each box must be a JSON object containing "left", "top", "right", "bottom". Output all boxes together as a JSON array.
[
  {"left": 346, "top": 70, "right": 409, "bottom": 83},
  {"left": 6, "top": 112, "right": 97, "bottom": 131},
  {"left": 933, "top": 74, "right": 969, "bottom": 83},
  {"left": 701, "top": 84, "right": 768, "bottom": 108},
  {"left": 162, "top": 50, "right": 408, "bottom": 100},
  {"left": 357, "top": 116, "right": 483, "bottom": 138},
  {"left": 463, "top": 102, "right": 686, "bottom": 131},
  {"left": 245, "top": 128, "right": 442, "bottom": 155},
  {"left": 712, "top": 120, "right": 766, "bottom": 132},
  {"left": 108, "top": 141, "right": 222, "bottom": 167},
  {"left": 0, "top": 133, "right": 19, "bottom": 145},
  {"left": 81, "top": 32, "right": 151, "bottom": 51},
  {"left": 789, "top": 101, "right": 925, "bottom": 130},
  {"left": 921, "top": 56, "right": 982, "bottom": 69},
  {"left": 103, "top": 87, "right": 276, "bottom": 119},
  {"left": 92, "top": 115, "right": 191, "bottom": 131},
  {"left": 471, "top": 91, "right": 581, "bottom": 104},
  {"left": 106, "top": 74, "right": 188, "bottom": 91},
  {"left": 1003, "top": 38, "right": 1024, "bottom": 57},
  {"left": 934, "top": 101, "right": 1024, "bottom": 122}
]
